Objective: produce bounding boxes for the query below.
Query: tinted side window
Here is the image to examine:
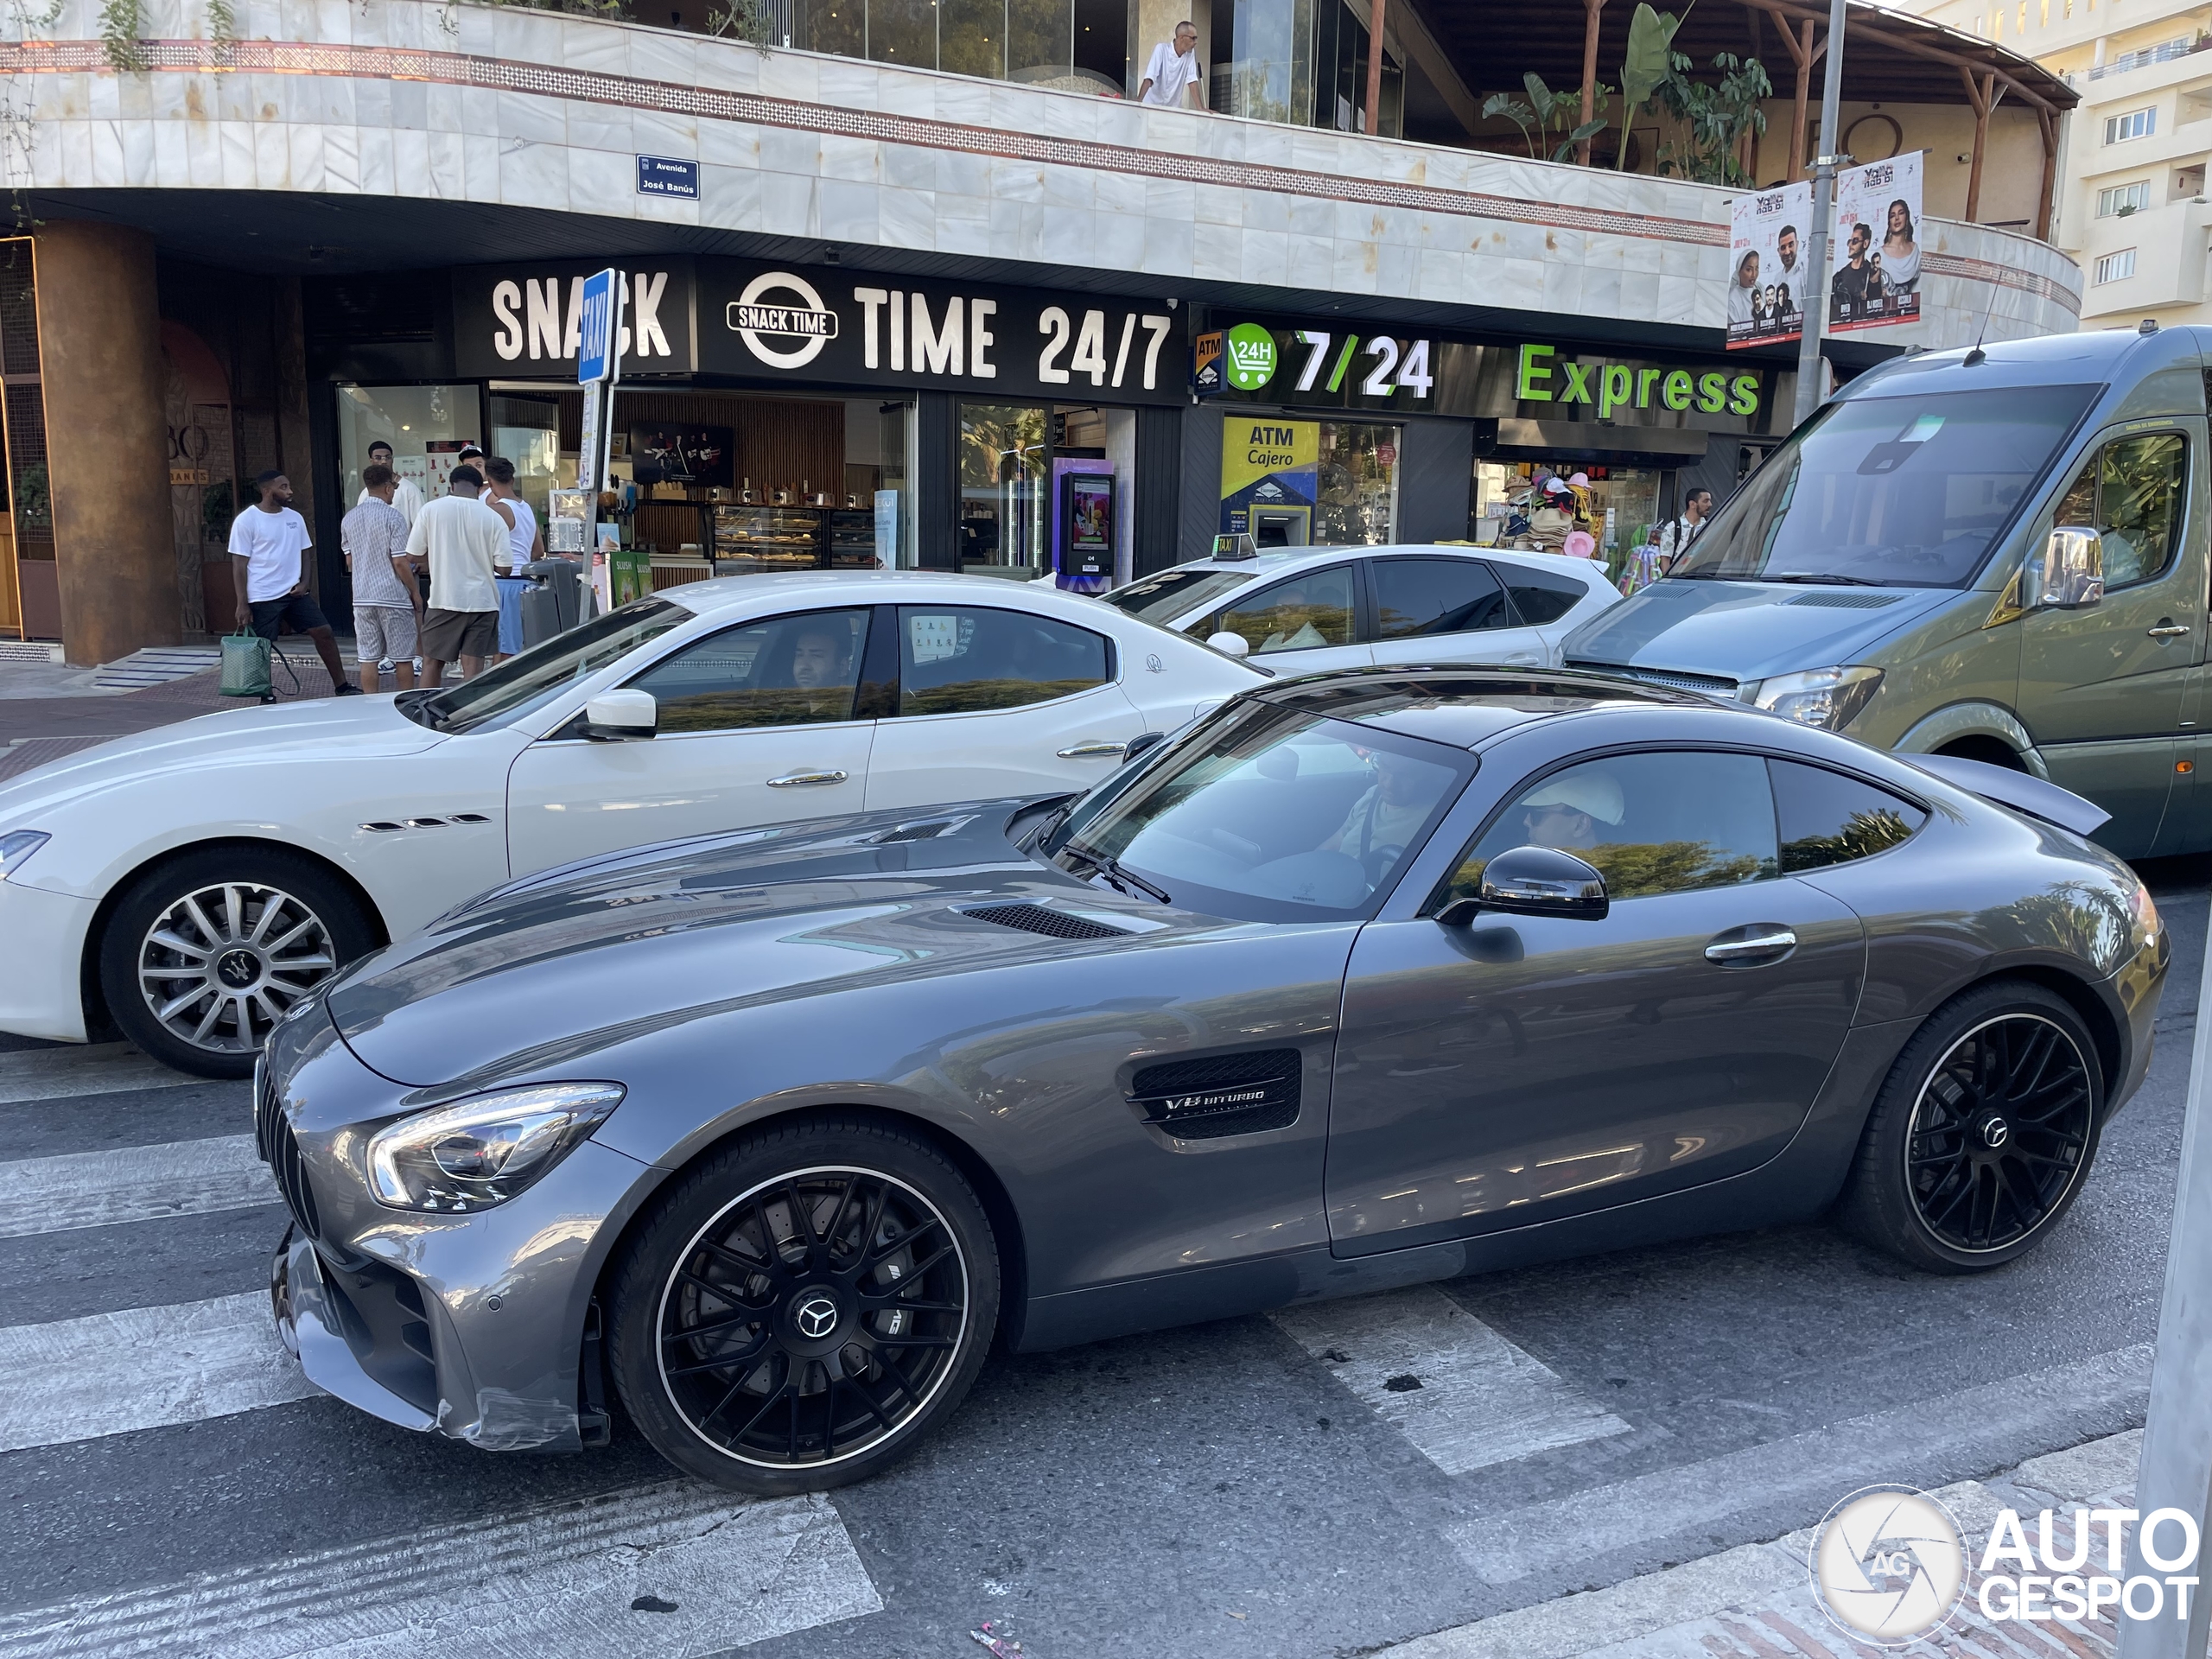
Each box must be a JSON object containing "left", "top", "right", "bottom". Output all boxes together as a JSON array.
[
  {"left": 1770, "top": 760, "right": 1926, "bottom": 872},
  {"left": 2054, "top": 432, "right": 2188, "bottom": 588},
  {"left": 1503, "top": 566, "right": 1588, "bottom": 626},
  {"left": 1440, "top": 751, "right": 1778, "bottom": 903},
  {"left": 626, "top": 608, "right": 869, "bottom": 733},
  {"left": 1371, "top": 558, "right": 1511, "bottom": 639},
  {"left": 1211, "top": 564, "right": 1356, "bottom": 654},
  {"left": 897, "top": 606, "right": 1111, "bottom": 715}
]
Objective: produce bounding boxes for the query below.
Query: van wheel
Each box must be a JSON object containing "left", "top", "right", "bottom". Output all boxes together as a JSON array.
[
  {"left": 1836, "top": 981, "right": 2102, "bottom": 1273},
  {"left": 98, "top": 848, "right": 376, "bottom": 1079},
  {"left": 608, "top": 1116, "right": 999, "bottom": 1495}
]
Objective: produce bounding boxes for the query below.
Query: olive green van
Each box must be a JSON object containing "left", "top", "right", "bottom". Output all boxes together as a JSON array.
[{"left": 1564, "top": 325, "right": 2209, "bottom": 857}]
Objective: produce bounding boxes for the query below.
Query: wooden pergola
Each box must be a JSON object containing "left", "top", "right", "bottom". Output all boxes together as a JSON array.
[{"left": 1374, "top": 0, "right": 2079, "bottom": 238}]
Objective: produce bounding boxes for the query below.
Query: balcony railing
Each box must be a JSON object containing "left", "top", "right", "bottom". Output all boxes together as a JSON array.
[{"left": 2086, "top": 37, "right": 2204, "bottom": 80}]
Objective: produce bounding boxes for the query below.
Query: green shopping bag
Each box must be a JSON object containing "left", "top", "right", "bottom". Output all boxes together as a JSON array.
[{"left": 219, "top": 628, "right": 272, "bottom": 698}]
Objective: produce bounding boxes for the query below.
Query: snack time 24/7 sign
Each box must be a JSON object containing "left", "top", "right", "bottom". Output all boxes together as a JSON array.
[{"left": 454, "top": 258, "right": 1185, "bottom": 404}]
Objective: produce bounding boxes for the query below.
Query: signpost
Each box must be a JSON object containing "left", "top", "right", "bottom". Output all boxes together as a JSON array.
[{"left": 576, "top": 268, "right": 623, "bottom": 614}]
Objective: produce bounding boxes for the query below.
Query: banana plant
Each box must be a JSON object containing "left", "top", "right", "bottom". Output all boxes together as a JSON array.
[
  {"left": 1617, "top": 2, "right": 1686, "bottom": 168},
  {"left": 1489, "top": 73, "right": 1608, "bottom": 162}
]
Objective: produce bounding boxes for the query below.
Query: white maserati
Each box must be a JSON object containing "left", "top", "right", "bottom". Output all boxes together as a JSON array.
[{"left": 0, "top": 572, "right": 1262, "bottom": 1076}]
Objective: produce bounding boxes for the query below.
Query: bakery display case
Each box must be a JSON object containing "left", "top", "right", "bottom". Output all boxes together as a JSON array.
[
  {"left": 713, "top": 505, "right": 824, "bottom": 571},
  {"left": 827, "top": 508, "right": 879, "bottom": 569}
]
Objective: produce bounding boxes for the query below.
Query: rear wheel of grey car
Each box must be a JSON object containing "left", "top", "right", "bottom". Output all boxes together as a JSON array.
[
  {"left": 98, "top": 847, "right": 378, "bottom": 1080},
  {"left": 1837, "top": 981, "right": 2104, "bottom": 1274},
  {"left": 608, "top": 1116, "right": 1000, "bottom": 1495}
]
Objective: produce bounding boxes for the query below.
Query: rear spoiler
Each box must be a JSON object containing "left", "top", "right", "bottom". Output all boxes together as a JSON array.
[{"left": 1903, "top": 753, "right": 2112, "bottom": 838}]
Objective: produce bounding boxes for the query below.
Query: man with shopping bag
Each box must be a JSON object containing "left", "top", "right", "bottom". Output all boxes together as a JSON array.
[{"left": 227, "top": 470, "right": 356, "bottom": 700}]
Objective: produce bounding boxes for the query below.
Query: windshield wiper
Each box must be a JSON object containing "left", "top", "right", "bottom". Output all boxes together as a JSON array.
[
  {"left": 393, "top": 689, "right": 449, "bottom": 729},
  {"left": 1762, "top": 572, "right": 1885, "bottom": 587},
  {"left": 1061, "top": 839, "right": 1172, "bottom": 906}
]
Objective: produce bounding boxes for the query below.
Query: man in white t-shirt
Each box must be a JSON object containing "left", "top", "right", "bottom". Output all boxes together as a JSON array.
[
  {"left": 359, "top": 440, "right": 424, "bottom": 527},
  {"left": 1137, "top": 21, "right": 1204, "bottom": 109},
  {"left": 229, "top": 470, "right": 358, "bottom": 699},
  {"left": 405, "top": 464, "right": 512, "bottom": 687}
]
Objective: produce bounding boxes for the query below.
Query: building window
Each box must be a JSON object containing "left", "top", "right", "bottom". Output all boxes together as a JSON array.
[
  {"left": 2104, "top": 107, "right": 2156, "bottom": 143},
  {"left": 2094, "top": 249, "right": 2139, "bottom": 283},
  {"left": 2098, "top": 181, "right": 2152, "bottom": 215}
]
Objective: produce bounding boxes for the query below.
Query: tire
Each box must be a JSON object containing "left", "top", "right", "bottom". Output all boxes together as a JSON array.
[
  {"left": 1836, "top": 979, "right": 2104, "bottom": 1274},
  {"left": 608, "top": 1115, "right": 1001, "bottom": 1496},
  {"left": 98, "top": 846, "right": 378, "bottom": 1080}
]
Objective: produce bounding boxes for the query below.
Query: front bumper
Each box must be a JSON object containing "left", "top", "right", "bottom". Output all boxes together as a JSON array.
[
  {"left": 260, "top": 1008, "right": 655, "bottom": 1452},
  {"left": 0, "top": 878, "right": 96, "bottom": 1042}
]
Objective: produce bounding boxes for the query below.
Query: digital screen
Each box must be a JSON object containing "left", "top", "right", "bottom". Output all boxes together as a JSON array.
[{"left": 1068, "top": 475, "right": 1113, "bottom": 556}]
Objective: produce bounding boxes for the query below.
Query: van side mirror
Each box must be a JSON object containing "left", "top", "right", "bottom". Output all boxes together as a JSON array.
[
  {"left": 1433, "top": 845, "right": 1610, "bottom": 926},
  {"left": 582, "top": 689, "right": 657, "bottom": 741},
  {"left": 2033, "top": 527, "right": 2104, "bottom": 610}
]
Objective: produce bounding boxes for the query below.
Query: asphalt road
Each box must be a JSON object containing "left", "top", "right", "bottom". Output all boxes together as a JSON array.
[{"left": 0, "top": 860, "right": 2200, "bottom": 1659}]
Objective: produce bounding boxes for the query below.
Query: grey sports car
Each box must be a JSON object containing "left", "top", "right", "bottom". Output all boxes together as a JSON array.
[{"left": 259, "top": 668, "right": 2168, "bottom": 1493}]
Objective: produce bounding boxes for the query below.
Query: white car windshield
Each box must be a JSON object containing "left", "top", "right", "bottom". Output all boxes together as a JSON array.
[
  {"left": 406, "top": 598, "right": 690, "bottom": 734},
  {"left": 1044, "top": 701, "right": 1471, "bottom": 923},
  {"left": 1103, "top": 567, "right": 1257, "bottom": 624}
]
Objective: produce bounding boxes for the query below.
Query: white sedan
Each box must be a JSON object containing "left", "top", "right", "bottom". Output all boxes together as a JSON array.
[
  {"left": 0, "top": 572, "right": 1261, "bottom": 1076},
  {"left": 1099, "top": 543, "right": 1620, "bottom": 672}
]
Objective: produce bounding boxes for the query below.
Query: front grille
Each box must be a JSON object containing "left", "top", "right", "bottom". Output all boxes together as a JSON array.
[
  {"left": 257, "top": 1062, "right": 321, "bottom": 1240},
  {"left": 1128, "top": 1048, "right": 1301, "bottom": 1140},
  {"left": 1569, "top": 660, "right": 1740, "bottom": 697},
  {"left": 964, "top": 902, "right": 1130, "bottom": 941}
]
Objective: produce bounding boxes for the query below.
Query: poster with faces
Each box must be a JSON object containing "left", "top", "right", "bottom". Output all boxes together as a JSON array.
[
  {"left": 1829, "top": 151, "right": 1924, "bottom": 334},
  {"left": 1726, "top": 181, "right": 1812, "bottom": 349}
]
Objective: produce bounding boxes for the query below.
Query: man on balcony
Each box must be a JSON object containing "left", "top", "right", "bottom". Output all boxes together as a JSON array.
[{"left": 1138, "top": 21, "right": 1205, "bottom": 110}]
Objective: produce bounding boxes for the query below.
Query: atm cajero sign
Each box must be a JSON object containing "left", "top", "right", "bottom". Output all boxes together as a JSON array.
[{"left": 1516, "top": 342, "right": 1762, "bottom": 420}]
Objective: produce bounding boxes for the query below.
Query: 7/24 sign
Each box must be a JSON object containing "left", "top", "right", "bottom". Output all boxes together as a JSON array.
[{"left": 1289, "top": 330, "right": 1433, "bottom": 398}]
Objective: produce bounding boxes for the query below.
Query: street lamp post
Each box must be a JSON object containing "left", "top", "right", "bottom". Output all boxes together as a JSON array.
[{"left": 1790, "top": 0, "right": 1849, "bottom": 430}]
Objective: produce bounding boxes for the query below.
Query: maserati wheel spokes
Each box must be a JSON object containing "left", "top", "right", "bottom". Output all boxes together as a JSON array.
[
  {"left": 658, "top": 1168, "right": 969, "bottom": 1467},
  {"left": 1906, "top": 1014, "right": 2093, "bottom": 1253},
  {"left": 136, "top": 881, "right": 337, "bottom": 1055}
]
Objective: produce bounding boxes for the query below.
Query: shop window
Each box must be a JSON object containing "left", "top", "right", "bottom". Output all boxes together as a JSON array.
[
  {"left": 336, "top": 385, "right": 482, "bottom": 512},
  {"left": 1314, "top": 423, "right": 1400, "bottom": 545},
  {"left": 896, "top": 605, "right": 1111, "bottom": 715},
  {"left": 961, "top": 402, "right": 1050, "bottom": 574},
  {"left": 1211, "top": 563, "right": 1356, "bottom": 655},
  {"left": 1371, "top": 557, "right": 1511, "bottom": 639},
  {"left": 490, "top": 395, "right": 561, "bottom": 522},
  {"left": 626, "top": 608, "right": 872, "bottom": 732}
]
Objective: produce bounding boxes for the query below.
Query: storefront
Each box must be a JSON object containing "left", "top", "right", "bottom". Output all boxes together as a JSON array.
[
  {"left": 1189, "top": 315, "right": 1795, "bottom": 582},
  {"left": 294, "top": 260, "right": 1190, "bottom": 609}
]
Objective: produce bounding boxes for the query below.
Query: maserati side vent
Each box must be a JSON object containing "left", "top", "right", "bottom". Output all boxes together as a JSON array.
[
  {"left": 963, "top": 903, "right": 1131, "bottom": 941},
  {"left": 1128, "top": 1048, "right": 1301, "bottom": 1140}
]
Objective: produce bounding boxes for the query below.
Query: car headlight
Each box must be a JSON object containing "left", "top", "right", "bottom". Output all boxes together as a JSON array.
[
  {"left": 2132, "top": 882, "right": 2162, "bottom": 955},
  {"left": 0, "top": 830, "right": 49, "bottom": 881},
  {"left": 1751, "top": 666, "right": 1885, "bottom": 731},
  {"left": 366, "top": 1082, "right": 625, "bottom": 1212}
]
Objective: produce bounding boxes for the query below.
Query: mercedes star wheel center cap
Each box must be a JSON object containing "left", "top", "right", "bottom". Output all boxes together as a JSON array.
[
  {"left": 1980, "top": 1116, "right": 2011, "bottom": 1150},
  {"left": 793, "top": 1296, "right": 840, "bottom": 1340}
]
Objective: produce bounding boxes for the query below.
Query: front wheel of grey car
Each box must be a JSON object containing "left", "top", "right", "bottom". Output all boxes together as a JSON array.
[
  {"left": 608, "top": 1116, "right": 1001, "bottom": 1495},
  {"left": 1837, "top": 980, "right": 2105, "bottom": 1274}
]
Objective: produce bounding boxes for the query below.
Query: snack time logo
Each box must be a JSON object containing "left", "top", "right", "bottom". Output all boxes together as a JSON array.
[{"left": 1516, "top": 342, "right": 1762, "bottom": 419}]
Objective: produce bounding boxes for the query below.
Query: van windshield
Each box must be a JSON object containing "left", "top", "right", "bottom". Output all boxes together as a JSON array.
[{"left": 1671, "top": 384, "right": 2098, "bottom": 589}]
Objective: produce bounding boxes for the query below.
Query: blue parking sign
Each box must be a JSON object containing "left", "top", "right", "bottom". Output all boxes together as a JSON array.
[{"left": 577, "top": 268, "right": 618, "bottom": 385}]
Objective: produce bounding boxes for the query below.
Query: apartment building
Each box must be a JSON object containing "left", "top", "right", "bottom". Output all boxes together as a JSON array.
[{"left": 1910, "top": 0, "right": 2212, "bottom": 325}]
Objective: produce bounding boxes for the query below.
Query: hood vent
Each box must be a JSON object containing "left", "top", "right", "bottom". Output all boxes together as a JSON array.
[
  {"left": 873, "top": 816, "right": 968, "bottom": 844},
  {"left": 1128, "top": 1048, "right": 1301, "bottom": 1139},
  {"left": 964, "top": 902, "right": 1131, "bottom": 941},
  {"left": 1782, "top": 592, "right": 1904, "bottom": 609}
]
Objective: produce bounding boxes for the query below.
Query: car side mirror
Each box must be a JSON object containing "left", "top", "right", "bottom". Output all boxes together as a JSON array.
[
  {"left": 582, "top": 689, "right": 657, "bottom": 741},
  {"left": 1433, "top": 845, "right": 1610, "bottom": 926},
  {"left": 1206, "top": 631, "right": 1251, "bottom": 658},
  {"left": 2033, "top": 527, "right": 2104, "bottom": 610},
  {"left": 1123, "top": 730, "right": 1167, "bottom": 763}
]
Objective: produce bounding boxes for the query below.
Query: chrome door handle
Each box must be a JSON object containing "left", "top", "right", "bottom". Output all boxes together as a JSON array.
[
  {"left": 766, "top": 770, "right": 849, "bottom": 787},
  {"left": 2148, "top": 624, "right": 2191, "bottom": 639},
  {"left": 1057, "top": 741, "right": 1128, "bottom": 759},
  {"left": 1705, "top": 926, "right": 1797, "bottom": 965}
]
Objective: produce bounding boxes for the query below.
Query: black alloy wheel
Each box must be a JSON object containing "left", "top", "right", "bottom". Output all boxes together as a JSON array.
[
  {"left": 1839, "top": 980, "right": 2104, "bottom": 1273},
  {"left": 610, "top": 1117, "right": 998, "bottom": 1494},
  {"left": 99, "top": 847, "right": 378, "bottom": 1079}
]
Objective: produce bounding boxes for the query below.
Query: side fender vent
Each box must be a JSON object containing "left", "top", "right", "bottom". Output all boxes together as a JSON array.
[
  {"left": 1128, "top": 1047, "right": 1301, "bottom": 1139},
  {"left": 963, "top": 902, "right": 1131, "bottom": 941},
  {"left": 874, "top": 815, "right": 968, "bottom": 844}
]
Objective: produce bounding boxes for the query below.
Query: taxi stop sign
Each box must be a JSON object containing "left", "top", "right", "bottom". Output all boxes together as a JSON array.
[{"left": 577, "top": 268, "right": 618, "bottom": 385}]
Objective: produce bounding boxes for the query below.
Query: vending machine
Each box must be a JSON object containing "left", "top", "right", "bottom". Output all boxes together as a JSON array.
[{"left": 1052, "top": 467, "right": 1116, "bottom": 594}]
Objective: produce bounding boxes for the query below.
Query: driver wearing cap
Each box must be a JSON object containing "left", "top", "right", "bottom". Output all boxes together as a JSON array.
[{"left": 1515, "top": 770, "right": 1625, "bottom": 850}]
